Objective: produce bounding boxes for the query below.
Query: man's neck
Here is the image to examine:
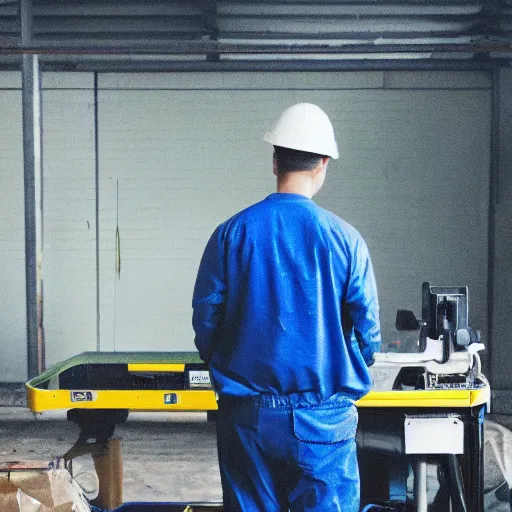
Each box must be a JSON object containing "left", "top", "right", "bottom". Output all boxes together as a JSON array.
[{"left": 276, "top": 172, "right": 314, "bottom": 199}]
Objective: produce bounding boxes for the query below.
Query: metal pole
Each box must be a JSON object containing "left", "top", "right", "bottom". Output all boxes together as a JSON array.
[
  {"left": 41, "top": 58, "right": 505, "bottom": 74},
  {"left": 1, "top": 41, "right": 512, "bottom": 56},
  {"left": 21, "top": 0, "right": 44, "bottom": 378},
  {"left": 414, "top": 458, "right": 428, "bottom": 512},
  {"left": 487, "top": 69, "right": 500, "bottom": 385},
  {"left": 94, "top": 72, "right": 100, "bottom": 351}
]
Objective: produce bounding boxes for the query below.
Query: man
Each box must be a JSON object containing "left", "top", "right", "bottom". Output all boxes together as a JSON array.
[{"left": 192, "top": 103, "right": 381, "bottom": 511}]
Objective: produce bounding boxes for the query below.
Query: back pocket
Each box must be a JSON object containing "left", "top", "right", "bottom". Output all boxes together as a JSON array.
[{"left": 292, "top": 404, "right": 358, "bottom": 444}]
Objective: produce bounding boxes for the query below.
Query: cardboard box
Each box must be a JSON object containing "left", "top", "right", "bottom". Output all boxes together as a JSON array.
[{"left": 0, "top": 461, "right": 91, "bottom": 512}]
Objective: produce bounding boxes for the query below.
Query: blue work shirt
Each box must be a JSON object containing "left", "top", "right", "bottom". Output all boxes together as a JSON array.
[{"left": 192, "top": 192, "right": 381, "bottom": 401}]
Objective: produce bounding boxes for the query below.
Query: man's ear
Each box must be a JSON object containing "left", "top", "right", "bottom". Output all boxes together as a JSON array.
[
  {"left": 314, "top": 157, "right": 330, "bottom": 176},
  {"left": 273, "top": 158, "right": 278, "bottom": 177}
]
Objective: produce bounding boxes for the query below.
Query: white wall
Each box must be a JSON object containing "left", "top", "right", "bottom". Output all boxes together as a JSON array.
[
  {"left": 0, "top": 73, "right": 26, "bottom": 381},
  {"left": 97, "top": 71, "right": 490, "bottom": 354},
  {"left": 42, "top": 73, "right": 97, "bottom": 364},
  {"left": 0, "top": 73, "right": 97, "bottom": 381},
  {"left": 0, "top": 70, "right": 493, "bottom": 381}
]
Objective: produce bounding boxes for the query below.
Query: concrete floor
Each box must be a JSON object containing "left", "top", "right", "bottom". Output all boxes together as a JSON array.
[
  {"left": 0, "top": 408, "right": 222, "bottom": 504},
  {"left": 1, "top": 407, "right": 512, "bottom": 510}
]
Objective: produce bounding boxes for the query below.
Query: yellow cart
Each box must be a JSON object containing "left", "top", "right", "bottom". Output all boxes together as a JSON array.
[{"left": 27, "top": 352, "right": 489, "bottom": 511}]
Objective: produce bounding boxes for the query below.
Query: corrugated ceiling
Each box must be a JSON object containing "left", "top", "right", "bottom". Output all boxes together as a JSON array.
[{"left": 0, "top": 0, "right": 511, "bottom": 70}]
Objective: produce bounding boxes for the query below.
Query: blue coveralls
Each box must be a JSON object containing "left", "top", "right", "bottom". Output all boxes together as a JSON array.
[{"left": 192, "top": 193, "right": 381, "bottom": 511}]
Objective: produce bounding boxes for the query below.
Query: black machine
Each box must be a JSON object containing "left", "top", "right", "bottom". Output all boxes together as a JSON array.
[
  {"left": 390, "top": 282, "right": 485, "bottom": 391},
  {"left": 397, "top": 283, "right": 481, "bottom": 359},
  {"left": 359, "top": 282, "right": 489, "bottom": 512}
]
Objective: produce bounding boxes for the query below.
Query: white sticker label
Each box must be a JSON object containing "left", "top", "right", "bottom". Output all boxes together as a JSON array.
[
  {"left": 405, "top": 417, "right": 464, "bottom": 454},
  {"left": 189, "top": 370, "right": 211, "bottom": 388},
  {"left": 70, "top": 391, "right": 95, "bottom": 402}
]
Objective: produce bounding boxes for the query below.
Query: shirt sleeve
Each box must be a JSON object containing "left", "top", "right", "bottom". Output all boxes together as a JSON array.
[
  {"left": 345, "top": 236, "right": 381, "bottom": 366},
  {"left": 192, "top": 226, "right": 227, "bottom": 364}
]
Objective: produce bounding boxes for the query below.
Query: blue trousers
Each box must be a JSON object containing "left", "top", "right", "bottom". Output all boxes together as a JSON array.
[{"left": 216, "top": 393, "right": 360, "bottom": 511}]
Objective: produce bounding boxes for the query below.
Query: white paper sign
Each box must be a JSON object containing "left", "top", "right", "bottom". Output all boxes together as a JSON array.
[
  {"left": 404, "top": 416, "right": 464, "bottom": 454},
  {"left": 189, "top": 370, "right": 212, "bottom": 388}
]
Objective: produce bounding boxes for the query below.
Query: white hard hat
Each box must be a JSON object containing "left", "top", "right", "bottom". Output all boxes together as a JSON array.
[{"left": 263, "top": 103, "right": 339, "bottom": 159}]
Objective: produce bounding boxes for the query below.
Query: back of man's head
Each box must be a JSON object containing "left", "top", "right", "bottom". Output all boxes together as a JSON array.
[{"left": 273, "top": 146, "right": 326, "bottom": 174}]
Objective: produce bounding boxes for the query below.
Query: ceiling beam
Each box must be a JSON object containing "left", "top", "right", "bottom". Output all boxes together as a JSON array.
[{"left": 0, "top": 40, "right": 511, "bottom": 55}]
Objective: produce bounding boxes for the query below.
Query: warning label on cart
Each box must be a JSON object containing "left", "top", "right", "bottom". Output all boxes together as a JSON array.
[
  {"left": 70, "top": 391, "right": 94, "bottom": 402},
  {"left": 189, "top": 370, "right": 212, "bottom": 388},
  {"left": 164, "top": 393, "right": 178, "bottom": 405}
]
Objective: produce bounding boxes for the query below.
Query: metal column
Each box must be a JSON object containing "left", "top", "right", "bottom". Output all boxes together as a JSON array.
[{"left": 21, "top": 0, "right": 44, "bottom": 378}]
